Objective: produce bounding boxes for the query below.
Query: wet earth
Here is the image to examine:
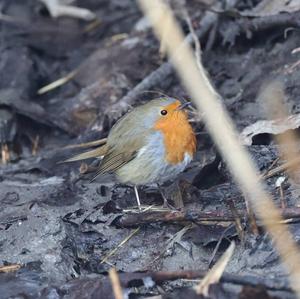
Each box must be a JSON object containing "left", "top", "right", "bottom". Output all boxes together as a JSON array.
[{"left": 1, "top": 0, "right": 300, "bottom": 298}]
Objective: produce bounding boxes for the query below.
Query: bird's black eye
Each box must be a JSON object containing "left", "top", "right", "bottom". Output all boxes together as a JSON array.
[{"left": 161, "top": 109, "right": 168, "bottom": 116}]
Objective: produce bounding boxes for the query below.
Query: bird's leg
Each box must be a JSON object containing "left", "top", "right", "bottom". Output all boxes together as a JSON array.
[
  {"left": 134, "top": 185, "right": 142, "bottom": 211},
  {"left": 158, "top": 184, "right": 168, "bottom": 207},
  {"left": 158, "top": 183, "right": 180, "bottom": 210},
  {"left": 157, "top": 183, "right": 174, "bottom": 209}
]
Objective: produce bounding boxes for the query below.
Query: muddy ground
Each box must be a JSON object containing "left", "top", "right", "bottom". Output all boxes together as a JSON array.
[{"left": 1, "top": 0, "right": 300, "bottom": 298}]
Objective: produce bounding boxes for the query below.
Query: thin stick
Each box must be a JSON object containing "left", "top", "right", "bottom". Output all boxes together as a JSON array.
[
  {"left": 0, "top": 264, "right": 21, "bottom": 273},
  {"left": 183, "top": 10, "right": 202, "bottom": 78},
  {"left": 263, "top": 156, "right": 300, "bottom": 179},
  {"left": 37, "top": 70, "right": 78, "bottom": 95},
  {"left": 226, "top": 199, "right": 245, "bottom": 239},
  {"left": 261, "top": 157, "right": 280, "bottom": 178},
  {"left": 187, "top": 6, "right": 256, "bottom": 229},
  {"left": 138, "top": 1, "right": 300, "bottom": 296},
  {"left": 112, "top": 269, "right": 292, "bottom": 292},
  {"left": 100, "top": 227, "right": 140, "bottom": 264},
  {"left": 195, "top": 242, "right": 235, "bottom": 296},
  {"left": 116, "top": 207, "right": 300, "bottom": 227},
  {"left": 109, "top": 268, "right": 124, "bottom": 299},
  {"left": 207, "top": 224, "right": 235, "bottom": 269}
]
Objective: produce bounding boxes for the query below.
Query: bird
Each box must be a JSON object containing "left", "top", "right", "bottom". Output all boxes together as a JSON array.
[{"left": 65, "top": 97, "right": 197, "bottom": 209}]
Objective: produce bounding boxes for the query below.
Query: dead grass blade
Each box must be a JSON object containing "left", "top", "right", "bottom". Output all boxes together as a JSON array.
[
  {"left": 195, "top": 242, "right": 235, "bottom": 296},
  {"left": 37, "top": 70, "right": 78, "bottom": 95},
  {"left": 0, "top": 264, "right": 21, "bottom": 273},
  {"left": 263, "top": 156, "right": 300, "bottom": 179},
  {"left": 109, "top": 268, "right": 124, "bottom": 299},
  {"left": 138, "top": 0, "right": 300, "bottom": 297},
  {"left": 100, "top": 227, "right": 140, "bottom": 264}
]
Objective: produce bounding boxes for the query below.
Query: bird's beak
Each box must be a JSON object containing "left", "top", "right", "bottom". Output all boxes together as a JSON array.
[{"left": 176, "top": 101, "right": 191, "bottom": 110}]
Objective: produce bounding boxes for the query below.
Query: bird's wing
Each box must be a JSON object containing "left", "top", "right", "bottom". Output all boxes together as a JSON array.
[{"left": 90, "top": 134, "right": 146, "bottom": 181}]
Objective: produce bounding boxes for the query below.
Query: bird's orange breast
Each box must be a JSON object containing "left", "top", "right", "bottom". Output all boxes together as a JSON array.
[{"left": 154, "top": 110, "right": 196, "bottom": 164}]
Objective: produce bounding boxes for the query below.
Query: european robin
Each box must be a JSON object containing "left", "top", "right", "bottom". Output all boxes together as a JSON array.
[{"left": 65, "top": 97, "right": 197, "bottom": 209}]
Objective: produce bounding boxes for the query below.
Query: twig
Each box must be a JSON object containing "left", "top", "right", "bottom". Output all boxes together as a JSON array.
[
  {"left": 261, "top": 157, "right": 280, "bottom": 178},
  {"left": 246, "top": 198, "right": 259, "bottom": 235},
  {"left": 109, "top": 268, "right": 124, "bottom": 299},
  {"left": 195, "top": 242, "right": 235, "bottom": 296},
  {"left": 115, "top": 207, "right": 300, "bottom": 227},
  {"left": 201, "top": 9, "right": 300, "bottom": 35},
  {"left": 120, "top": 269, "right": 292, "bottom": 292},
  {"left": 100, "top": 227, "right": 140, "bottom": 264},
  {"left": 263, "top": 156, "right": 300, "bottom": 179},
  {"left": 159, "top": 7, "right": 171, "bottom": 59},
  {"left": 187, "top": 1, "right": 259, "bottom": 235},
  {"left": 0, "top": 264, "right": 21, "bottom": 273},
  {"left": 37, "top": 70, "right": 78, "bottom": 95},
  {"left": 66, "top": 268, "right": 292, "bottom": 293},
  {"left": 184, "top": 10, "right": 202, "bottom": 71},
  {"left": 187, "top": 6, "right": 258, "bottom": 234},
  {"left": 226, "top": 199, "right": 245, "bottom": 240},
  {"left": 72, "top": 268, "right": 291, "bottom": 293},
  {"left": 84, "top": 19, "right": 102, "bottom": 33},
  {"left": 115, "top": 209, "right": 235, "bottom": 227},
  {"left": 207, "top": 224, "right": 235, "bottom": 269},
  {"left": 242, "top": 11, "right": 300, "bottom": 33},
  {"left": 149, "top": 224, "right": 192, "bottom": 266},
  {"left": 165, "top": 225, "right": 191, "bottom": 251}
]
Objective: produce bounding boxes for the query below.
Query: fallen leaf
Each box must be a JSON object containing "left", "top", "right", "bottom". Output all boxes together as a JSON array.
[{"left": 240, "top": 114, "right": 300, "bottom": 146}]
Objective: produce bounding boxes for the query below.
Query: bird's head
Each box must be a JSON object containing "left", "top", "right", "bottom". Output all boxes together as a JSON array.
[{"left": 138, "top": 97, "right": 191, "bottom": 130}]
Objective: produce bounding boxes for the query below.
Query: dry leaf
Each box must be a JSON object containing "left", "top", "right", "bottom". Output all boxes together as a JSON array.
[
  {"left": 242, "top": 0, "right": 300, "bottom": 17},
  {"left": 240, "top": 114, "right": 300, "bottom": 146}
]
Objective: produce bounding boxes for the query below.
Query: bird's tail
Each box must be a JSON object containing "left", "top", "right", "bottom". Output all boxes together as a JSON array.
[{"left": 62, "top": 144, "right": 108, "bottom": 163}]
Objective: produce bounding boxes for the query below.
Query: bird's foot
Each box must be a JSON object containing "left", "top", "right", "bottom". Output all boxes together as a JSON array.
[{"left": 162, "top": 199, "right": 178, "bottom": 211}]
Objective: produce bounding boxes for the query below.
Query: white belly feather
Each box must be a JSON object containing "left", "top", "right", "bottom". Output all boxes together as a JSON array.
[{"left": 116, "top": 131, "right": 192, "bottom": 185}]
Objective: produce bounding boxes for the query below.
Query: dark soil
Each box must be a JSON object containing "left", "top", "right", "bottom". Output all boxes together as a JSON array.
[{"left": 1, "top": 0, "right": 300, "bottom": 298}]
